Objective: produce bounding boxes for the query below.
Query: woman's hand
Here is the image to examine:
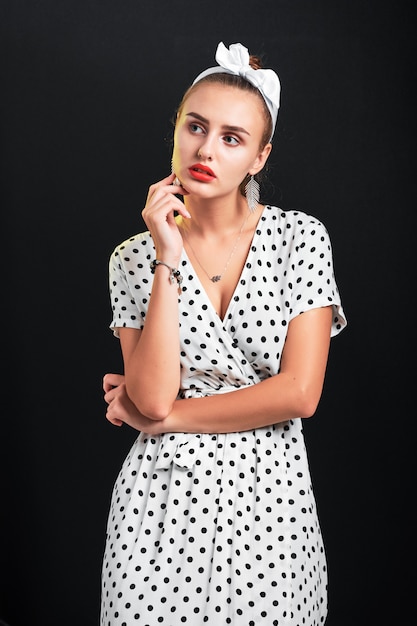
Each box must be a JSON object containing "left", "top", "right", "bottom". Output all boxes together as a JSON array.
[
  {"left": 142, "top": 172, "right": 190, "bottom": 265},
  {"left": 103, "top": 373, "right": 168, "bottom": 434}
]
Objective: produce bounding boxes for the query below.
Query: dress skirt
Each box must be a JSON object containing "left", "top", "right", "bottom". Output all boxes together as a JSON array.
[{"left": 100, "top": 421, "right": 328, "bottom": 626}]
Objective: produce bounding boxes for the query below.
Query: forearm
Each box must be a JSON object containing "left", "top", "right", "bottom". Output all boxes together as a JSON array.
[
  {"left": 123, "top": 263, "right": 182, "bottom": 419},
  {"left": 163, "top": 372, "right": 323, "bottom": 434}
]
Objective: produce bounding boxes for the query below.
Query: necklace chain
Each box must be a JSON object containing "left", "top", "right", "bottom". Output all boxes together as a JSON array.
[{"left": 183, "top": 212, "right": 250, "bottom": 283}]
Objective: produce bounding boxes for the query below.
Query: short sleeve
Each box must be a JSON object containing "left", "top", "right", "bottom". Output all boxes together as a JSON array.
[
  {"left": 108, "top": 232, "right": 154, "bottom": 337},
  {"left": 289, "top": 217, "right": 347, "bottom": 337}
]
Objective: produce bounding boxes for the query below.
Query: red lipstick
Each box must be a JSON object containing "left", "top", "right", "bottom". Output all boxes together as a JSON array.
[{"left": 189, "top": 163, "right": 216, "bottom": 182}]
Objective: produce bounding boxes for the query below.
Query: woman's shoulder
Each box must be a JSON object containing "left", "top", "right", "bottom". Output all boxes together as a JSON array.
[
  {"left": 262, "top": 205, "right": 329, "bottom": 233},
  {"left": 263, "top": 205, "right": 325, "bottom": 225},
  {"left": 111, "top": 229, "right": 153, "bottom": 258}
]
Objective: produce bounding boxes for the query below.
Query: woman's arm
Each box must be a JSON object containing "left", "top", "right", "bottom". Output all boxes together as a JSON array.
[
  {"left": 103, "top": 372, "right": 167, "bottom": 431},
  {"left": 165, "top": 305, "right": 333, "bottom": 433},
  {"left": 120, "top": 174, "right": 190, "bottom": 420},
  {"left": 105, "top": 306, "right": 333, "bottom": 434}
]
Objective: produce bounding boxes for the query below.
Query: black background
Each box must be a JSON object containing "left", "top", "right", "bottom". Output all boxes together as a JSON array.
[{"left": 1, "top": 1, "right": 414, "bottom": 625}]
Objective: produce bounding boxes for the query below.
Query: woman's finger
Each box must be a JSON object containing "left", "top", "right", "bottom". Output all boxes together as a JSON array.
[{"left": 103, "top": 372, "right": 125, "bottom": 392}]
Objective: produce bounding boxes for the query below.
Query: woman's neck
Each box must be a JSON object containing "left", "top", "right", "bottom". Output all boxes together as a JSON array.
[{"left": 181, "top": 193, "right": 253, "bottom": 236}]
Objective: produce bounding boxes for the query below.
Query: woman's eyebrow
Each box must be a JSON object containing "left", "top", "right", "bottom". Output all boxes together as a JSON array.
[{"left": 185, "top": 112, "right": 250, "bottom": 136}]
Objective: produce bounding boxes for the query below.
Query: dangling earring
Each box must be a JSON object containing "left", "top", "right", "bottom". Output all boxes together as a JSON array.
[
  {"left": 171, "top": 157, "right": 180, "bottom": 186},
  {"left": 245, "top": 175, "right": 260, "bottom": 213}
]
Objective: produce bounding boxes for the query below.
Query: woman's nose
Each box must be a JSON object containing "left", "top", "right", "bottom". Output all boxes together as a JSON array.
[{"left": 197, "top": 139, "right": 214, "bottom": 161}]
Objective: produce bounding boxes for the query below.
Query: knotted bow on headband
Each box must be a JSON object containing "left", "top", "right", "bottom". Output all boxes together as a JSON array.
[{"left": 192, "top": 42, "right": 281, "bottom": 140}]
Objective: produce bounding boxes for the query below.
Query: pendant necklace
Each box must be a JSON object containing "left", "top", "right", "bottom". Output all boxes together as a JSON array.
[{"left": 183, "top": 212, "right": 250, "bottom": 283}]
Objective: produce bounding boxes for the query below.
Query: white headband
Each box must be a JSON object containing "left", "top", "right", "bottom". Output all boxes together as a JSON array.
[{"left": 192, "top": 42, "right": 281, "bottom": 141}]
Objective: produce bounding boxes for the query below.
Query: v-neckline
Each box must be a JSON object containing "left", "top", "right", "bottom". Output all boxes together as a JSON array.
[{"left": 180, "top": 206, "right": 266, "bottom": 323}]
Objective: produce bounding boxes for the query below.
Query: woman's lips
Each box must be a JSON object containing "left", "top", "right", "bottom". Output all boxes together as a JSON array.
[{"left": 189, "top": 163, "right": 216, "bottom": 182}]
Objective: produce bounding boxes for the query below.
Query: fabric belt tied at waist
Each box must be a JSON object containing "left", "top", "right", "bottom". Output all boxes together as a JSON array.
[
  {"left": 155, "top": 432, "right": 203, "bottom": 470},
  {"left": 153, "top": 385, "right": 250, "bottom": 470}
]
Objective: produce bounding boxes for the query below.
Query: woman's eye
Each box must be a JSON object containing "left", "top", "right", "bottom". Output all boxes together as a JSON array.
[
  {"left": 190, "top": 123, "right": 204, "bottom": 134},
  {"left": 223, "top": 135, "right": 239, "bottom": 145}
]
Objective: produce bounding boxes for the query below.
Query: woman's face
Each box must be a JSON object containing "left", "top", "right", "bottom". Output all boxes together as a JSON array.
[{"left": 172, "top": 82, "right": 271, "bottom": 200}]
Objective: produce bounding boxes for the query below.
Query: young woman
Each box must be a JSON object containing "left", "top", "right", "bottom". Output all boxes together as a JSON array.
[{"left": 100, "top": 42, "right": 347, "bottom": 626}]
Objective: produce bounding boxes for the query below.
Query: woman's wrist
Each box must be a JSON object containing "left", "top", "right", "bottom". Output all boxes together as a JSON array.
[{"left": 150, "top": 259, "right": 183, "bottom": 293}]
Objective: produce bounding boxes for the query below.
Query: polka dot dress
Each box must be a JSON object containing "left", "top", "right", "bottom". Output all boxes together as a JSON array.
[{"left": 101, "top": 206, "right": 347, "bottom": 625}]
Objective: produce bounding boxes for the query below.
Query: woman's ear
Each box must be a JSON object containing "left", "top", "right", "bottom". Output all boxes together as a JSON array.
[{"left": 249, "top": 143, "right": 273, "bottom": 176}]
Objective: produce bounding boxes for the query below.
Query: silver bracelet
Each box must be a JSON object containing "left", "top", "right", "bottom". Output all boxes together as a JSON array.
[{"left": 150, "top": 259, "right": 183, "bottom": 292}]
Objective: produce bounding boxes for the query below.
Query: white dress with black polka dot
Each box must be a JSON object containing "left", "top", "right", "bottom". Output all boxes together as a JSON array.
[{"left": 101, "top": 206, "right": 347, "bottom": 626}]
